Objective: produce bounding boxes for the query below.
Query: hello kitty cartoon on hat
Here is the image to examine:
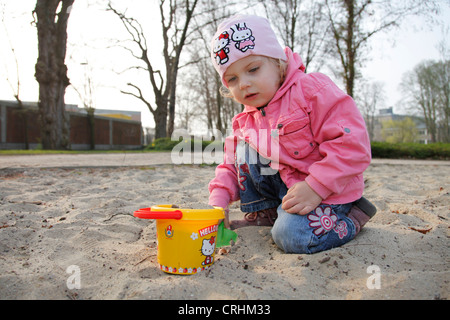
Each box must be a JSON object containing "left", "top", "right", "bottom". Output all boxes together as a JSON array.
[
  {"left": 213, "top": 31, "right": 230, "bottom": 65},
  {"left": 210, "top": 14, "right": 287, "bottom": 87},
  {"left": 230, "top": 22, "right": 255, "bottom": 52}
]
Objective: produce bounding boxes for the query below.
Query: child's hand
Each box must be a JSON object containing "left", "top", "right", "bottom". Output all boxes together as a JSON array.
[{"left": 281, "top": 181, "right": 322, "bottom": 215}]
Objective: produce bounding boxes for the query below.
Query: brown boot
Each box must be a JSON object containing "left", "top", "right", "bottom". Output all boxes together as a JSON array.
[
  {"left": 348, "top": 197, "right": 377, "bottom": 234},
  {"left": 230, "top": 207, "right": 278, "bottom": 230}
]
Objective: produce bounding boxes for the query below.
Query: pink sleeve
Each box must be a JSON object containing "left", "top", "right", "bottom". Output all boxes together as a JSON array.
[
  {"left": 305, "top": 74, "right": 371, "bottom": 198},
  {"left": 208, "top": 135, "right": 240, "bottom": 209}
]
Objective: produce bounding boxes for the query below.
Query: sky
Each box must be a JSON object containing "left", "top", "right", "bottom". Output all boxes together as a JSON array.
[{"left": 0, "top": 0, "right": 449, "bottom": 130}]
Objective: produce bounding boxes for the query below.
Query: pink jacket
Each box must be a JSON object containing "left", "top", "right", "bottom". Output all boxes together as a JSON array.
[{"left": 208, "top": 47, "right": 371, "bottom": 210}]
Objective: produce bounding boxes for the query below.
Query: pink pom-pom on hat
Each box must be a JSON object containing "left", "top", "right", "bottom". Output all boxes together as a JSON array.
[{"left": 210, "top": 14, "right": 287, "bottom": 87}]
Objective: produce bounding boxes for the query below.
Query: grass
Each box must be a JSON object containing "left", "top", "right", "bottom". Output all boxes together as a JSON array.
[{"left": 2, "top": 140, "right": 449, "bottom": 160}]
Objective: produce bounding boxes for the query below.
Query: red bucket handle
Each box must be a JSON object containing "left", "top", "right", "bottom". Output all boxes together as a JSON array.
[{"left": 134, "top": 207, "right": 183, "bottom": 220}]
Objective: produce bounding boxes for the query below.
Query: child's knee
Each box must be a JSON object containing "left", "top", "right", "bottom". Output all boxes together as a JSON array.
[
  {"left": 271, "top": 206, "right": 311, "bottom": 254},
  {"left": 271, "top": 205, "right": 357, "bottom": 254}
]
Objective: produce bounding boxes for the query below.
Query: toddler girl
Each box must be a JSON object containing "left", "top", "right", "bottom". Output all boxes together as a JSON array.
[{"left": 208, "top": 15, "right": 376, "bottom": 254}]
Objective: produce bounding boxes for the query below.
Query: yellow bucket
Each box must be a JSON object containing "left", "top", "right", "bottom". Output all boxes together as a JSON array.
[{"left": 134, "top": 205, "right": 224, "bottom": 275}]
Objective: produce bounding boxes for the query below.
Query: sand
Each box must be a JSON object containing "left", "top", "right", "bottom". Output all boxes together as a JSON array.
[{"left": 0, "top": 153, "right": 448, "bottom": 300}]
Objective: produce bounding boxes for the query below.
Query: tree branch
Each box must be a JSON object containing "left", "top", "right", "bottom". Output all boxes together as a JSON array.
[
  {"left": 121, "top": 83, "right": 155, "bottom": 114},
  {"left": 107, "top": 2, "right": 164, "bottom": 99}
]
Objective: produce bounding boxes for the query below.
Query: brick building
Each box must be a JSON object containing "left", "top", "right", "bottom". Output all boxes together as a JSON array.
[{"left": 0, "top": 100, "right": 142, "bottom": 150}]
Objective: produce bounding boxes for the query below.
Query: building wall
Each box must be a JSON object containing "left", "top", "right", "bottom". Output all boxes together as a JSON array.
[
  {"left": 0, "top": 101, "right": 142, "bottom": 150},
  {"left": 1, "top": 105, "right": 41, "bottom": 145}
]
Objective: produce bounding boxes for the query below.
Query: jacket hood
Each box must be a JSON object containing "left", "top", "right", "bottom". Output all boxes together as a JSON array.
[{"left": 243, "top": 47, "right": 306, "bottom": 113}]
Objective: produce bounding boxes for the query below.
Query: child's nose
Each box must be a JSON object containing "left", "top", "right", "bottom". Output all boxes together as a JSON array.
[{"left": 239, "top": 78, "right": 250, "bottom": 89}]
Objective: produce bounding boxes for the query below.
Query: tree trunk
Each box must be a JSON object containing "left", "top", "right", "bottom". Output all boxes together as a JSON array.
[
  {"left": 34, "top": 0, "right": 73, "bottom": 150},
  {"left": 344, "top": 0, "right": 355, "bottom": 97},
  {"left": 155, "top": 103, "right": 168, "bottom": 139},
  {"left": 215, "top": 74, "right": 223, "bottom": 134},
  {"left": 167, "top": 64, "right": 178, "bottom": 138},
  {"left": 165, "top": 1, "right": 198, "bottom": 138}
]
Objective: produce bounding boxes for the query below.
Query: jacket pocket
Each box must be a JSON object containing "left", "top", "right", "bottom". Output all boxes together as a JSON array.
[{"left": 277, "top": 115, "right": 316, "bottom": 159}]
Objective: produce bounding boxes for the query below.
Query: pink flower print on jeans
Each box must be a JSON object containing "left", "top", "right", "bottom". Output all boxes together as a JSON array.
[
  {"left": 237, "top": 163, "right": 249, "bottom": 191},
  {"left": 333, "top": 221, "right": 348, "bottom": 239},
  {"left": 307, "top": 206, "right": 338, "bottom": 236}
]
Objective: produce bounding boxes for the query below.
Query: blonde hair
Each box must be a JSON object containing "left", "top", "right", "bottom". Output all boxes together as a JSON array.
[{"left": 220, "top": 57, "right": 288, "bottom": 99}]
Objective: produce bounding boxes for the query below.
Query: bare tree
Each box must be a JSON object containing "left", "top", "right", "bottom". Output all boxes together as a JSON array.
[
  {"left": 325, "top": 0, "right": 441, "bottom": 97},
  {"left": 356, "top": 80, "right": 385, "bottom": 141},
  {"left": 107, "top": 0, "right": 198, "bottom": 139},
  {"left": 401, "top": 59, "right": 450, "bottom": 143},
  {"left": 176, "top": 0, "right": 241, "bottom": 135},
  {"left": 259, "top": 0, "right": 330, "bottom": 72},
  {"left": 177, "top": 48, "right": 241, "bottom": 135},
  {"left": 33, "top": 0, "right": 74, "bottom": 149},
  {"left": 71, "top": 62, "right": 96, "bottom": 150},
  {"left": 437, "top": 29, "right": 450, "bottom": 142}
]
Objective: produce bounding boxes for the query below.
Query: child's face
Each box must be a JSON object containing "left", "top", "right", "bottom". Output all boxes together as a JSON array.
[{"left": 223, "top": 55, "right": 282, "bottom": 108}]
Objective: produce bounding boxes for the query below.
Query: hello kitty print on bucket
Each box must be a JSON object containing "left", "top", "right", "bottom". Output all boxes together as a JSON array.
[
  {"left": 133, "top": 205, "right": 224, "bottom": 275},
  {"left": 201, "top": 236, "right": 216, "bottom": 266}
]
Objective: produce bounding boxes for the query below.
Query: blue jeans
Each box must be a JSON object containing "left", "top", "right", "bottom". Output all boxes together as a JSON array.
[{"left": 236, "top": 142, "right": 357, "bottom": 254}]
